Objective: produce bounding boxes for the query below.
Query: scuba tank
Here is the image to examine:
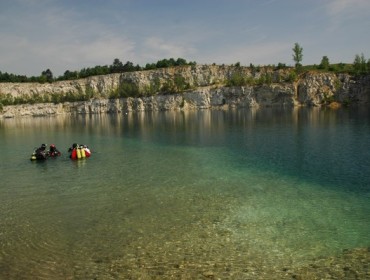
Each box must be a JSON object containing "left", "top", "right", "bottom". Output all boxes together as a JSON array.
[
  {"left": 71, "top": 148, "right": 77, "bottom": 159},
  {"left": 30, "top": 152, "right": 37, "bottom": 161},
  {"left": 76, "top": 147, "right": 82, "bottom": 159},
  {"left": 69, "top": 143, "right": 78, "bottom": 159},
  {"left": 80, "top": 145, "right": 86, "bottom": 158}
]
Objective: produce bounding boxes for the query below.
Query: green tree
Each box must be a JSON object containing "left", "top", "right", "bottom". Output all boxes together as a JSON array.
[
  {"left": 144, "top": 63, "right": 156, "bottom": 70},
  {"left": 175, "top": 58, "right": 187, "bottom": 66},
  {"left": 276, "top": 63, "right": 287, "bottom": 69},
  {"left": 62, "top": 70, "right": 79, "bottom": 80},
  {"left": 353, "top": 53, "right": 367, "bottom": 75},
  {"left": 122, "top": 61, "right": 135, "bottom": 72},
  {"left": 319, "top": 56, "right": 330, "bottom": 70},
  {"left": 156, "top": 59, "right": 171, "bottom": 68},
  {"left": 41, "top": 69, "right": 53, "bottom": 83},
  {"left": 110, "top": 58, "right": 124, "bottom": 73},
  {"left": 292, "top": 43, "right": 303, "bottom": 68}
]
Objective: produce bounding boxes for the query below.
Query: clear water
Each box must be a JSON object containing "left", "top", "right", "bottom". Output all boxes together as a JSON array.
[{"left": 0, "top": 107, "right": 370, "bottom": 279}]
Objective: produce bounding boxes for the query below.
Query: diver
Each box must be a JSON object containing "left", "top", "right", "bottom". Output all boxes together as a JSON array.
[
  {"left": 48, "top": 144, "right": 61, "bottom": 157},
  {"left": 68, "top": 143, "right": 78, "bottom": 159},
  {"left": 34, "top": 143, "right": 48, "bottom": 160},
  {"left": 81, "top": 144, "right": 91, "bottom": 157}
]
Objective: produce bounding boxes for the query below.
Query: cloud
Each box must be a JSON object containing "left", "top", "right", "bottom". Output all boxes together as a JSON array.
[
  {"left": 0, "top": 1, "right": 137, "bottom": 76},
  {"left": 1, "top": 1, "right": 369, "bottom": 75}
]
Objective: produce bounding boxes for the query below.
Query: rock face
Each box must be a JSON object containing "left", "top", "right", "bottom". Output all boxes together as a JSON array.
[{"left": 0, "top": 65, "right": 369, "bottom": 118}]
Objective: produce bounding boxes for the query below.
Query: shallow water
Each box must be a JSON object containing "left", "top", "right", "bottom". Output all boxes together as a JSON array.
[{"left": 0, "top": 107, "right": 369, "bottom": 279}]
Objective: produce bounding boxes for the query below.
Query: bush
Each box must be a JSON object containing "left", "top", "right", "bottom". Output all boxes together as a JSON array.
[
  {"left": 108, "top": 89, "right": 119, "bottom": 99},
  {"left": 227, "top": 72, "right": 246, "bottom": 86},
  {"left": 174, "top": 74, "right": 189, "bottom": 92},
  {"left": 60, "top": 91, "right": 82, "bottom": 102},
  {"left": 51, "top": 94, "right": 62, "bottom": 104},
  {"left": 141, "top": 78, "right": 161, "bottom": 96},
  {"left": 161, "top": 80, "right": 176, "bottom": 94},
  {"left": 286, "top": 71, "right": 298, "bottom": 82},
  {"left": 334, "top": 79, "right": 342, "bottom": 91},
  {"left": 118, "top": 82, "right": 140, "bottom": 97},
  {"left": 0, "top": 93, "right": 14, "bottom": 105}
]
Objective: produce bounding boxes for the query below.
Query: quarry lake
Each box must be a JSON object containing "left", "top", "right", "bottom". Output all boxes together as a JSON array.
[{"left": 0, "top": 107, "right": 370, "bottom": 279}]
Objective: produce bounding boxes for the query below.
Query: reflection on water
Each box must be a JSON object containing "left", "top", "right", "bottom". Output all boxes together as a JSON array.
[{"left": 0, "top": 107, "right": 370, "bottom": 279}]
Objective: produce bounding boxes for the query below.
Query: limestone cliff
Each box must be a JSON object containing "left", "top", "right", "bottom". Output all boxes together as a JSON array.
[{"left": 0, "top": 65, "right": 369, "bottom": 118}]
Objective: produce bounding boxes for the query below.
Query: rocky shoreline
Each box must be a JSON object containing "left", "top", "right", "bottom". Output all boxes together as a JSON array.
[{"left": 1, "top": 65, "right": 369, "bottom": 118}]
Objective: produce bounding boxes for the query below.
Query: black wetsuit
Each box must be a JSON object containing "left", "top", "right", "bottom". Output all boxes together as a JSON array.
[{"left": 35, "top": 147, "right": 47, "bottom": 160}]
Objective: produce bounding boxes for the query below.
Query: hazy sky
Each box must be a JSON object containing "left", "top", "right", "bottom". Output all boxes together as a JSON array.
[{"left": 1, "top": 0, "right": 369, "bottom": 77}]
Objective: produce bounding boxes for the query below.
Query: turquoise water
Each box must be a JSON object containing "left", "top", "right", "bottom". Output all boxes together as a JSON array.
[{"left": 0, "top": 107, "right": 370, "bottom": 279}]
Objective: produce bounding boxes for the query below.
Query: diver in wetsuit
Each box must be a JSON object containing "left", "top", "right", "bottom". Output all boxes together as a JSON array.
[
  {"left": 35, "top": 143, "right": 48, "bottom": 160},
  {"left": 68, "top": 143, "right": 78, "bottom": 159},
  {"left": 48, "top": 144, "right": 61, "bottom": 157}
]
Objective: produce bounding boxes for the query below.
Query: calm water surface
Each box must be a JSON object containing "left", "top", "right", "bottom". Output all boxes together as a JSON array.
[{"left": 0, "top": 107, "right": 370, "bottom": 279}]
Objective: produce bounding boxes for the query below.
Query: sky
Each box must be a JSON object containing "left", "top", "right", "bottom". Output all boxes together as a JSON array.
[{"left": 0, "top": 0, "right": 369, "bottom": 77}]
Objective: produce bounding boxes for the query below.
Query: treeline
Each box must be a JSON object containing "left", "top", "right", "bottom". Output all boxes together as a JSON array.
[
  {"left": 301, "top": 54, "right": 370, "bottom": 75},
  {"left": 1, "top": 53, "right": 370, "bottom": 84},
  {"left": 0, "top": 57, "right": 196, "bottom": 83}
]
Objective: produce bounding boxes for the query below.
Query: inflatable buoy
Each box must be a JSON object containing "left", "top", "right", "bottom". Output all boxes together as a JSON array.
[{"left": 30, "top": 154, "right": 37, "bottom": 161}]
